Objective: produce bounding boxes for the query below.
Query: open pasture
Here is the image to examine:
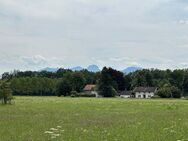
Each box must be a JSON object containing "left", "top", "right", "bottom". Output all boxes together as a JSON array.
[{"left": 0, "top": 97, "right": 188, "bottom": 141}]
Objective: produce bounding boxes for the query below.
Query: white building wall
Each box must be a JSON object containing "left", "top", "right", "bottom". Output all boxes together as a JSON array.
[
  {"left": 120, "top": 95, "right": 130, "bottom": 98},
  {"left": 91, "top": 91, "right": 98, "bottom": 97},
  {"left": 135, "top": 92, "right": 154, "bottom": 99}
]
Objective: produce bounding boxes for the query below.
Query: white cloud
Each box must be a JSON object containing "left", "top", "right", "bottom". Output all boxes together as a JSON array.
[
  {"left": 0, "top": 55, "right": 66, "bottom": 73},
  {"left": 0, "top": 0, "right": 188, "bottom": 73},
  {"left": 178, "top": 20, "right": 188, "bottom": 25},
  {"left": 20, "top": 55, "right": 47, "bottom": 67}
]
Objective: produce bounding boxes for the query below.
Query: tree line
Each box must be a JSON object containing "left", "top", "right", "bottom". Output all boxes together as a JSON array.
[
  {"left": 2, "top": 69, "right": 100, "bottom": 97},
  {"left": 1, "top": 67, "right": 188, "bottom": 98}
]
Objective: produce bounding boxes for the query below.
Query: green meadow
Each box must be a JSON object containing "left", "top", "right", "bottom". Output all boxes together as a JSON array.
[{"left": 0, "top": 97, "right": 188, "bottom": 141}]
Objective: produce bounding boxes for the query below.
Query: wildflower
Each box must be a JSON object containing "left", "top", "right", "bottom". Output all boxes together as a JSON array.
[
  {"left": 51, "top": 136, "right": 56, "bottom": 139},
  {"left": 53, "top": 134, "right": 60, "bottom": 137},
  {"left": 44, "top": 131, "right": 53, "bottom": 134},
  {"left": 57, "top": 126, "right": 62, "bottom": 128},
  {"left": 138, "top": 122, "right": 142, "bottom": 125},
  {"left": 170, "top": 130, "right": 176, "bottom": 133},
  {"left": 50, "top": 128, "right": 58, "bottom": 131},
  {"left": 83, "top": 129, "right": 87, "bottom": 132},
  {"left": 163, "top": 128, "right": 169, "bottom": 131}
]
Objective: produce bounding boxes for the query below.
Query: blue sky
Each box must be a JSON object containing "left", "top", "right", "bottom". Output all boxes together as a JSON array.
[{"left": 0, "top": 0, "right": 188, "bottom": 73}]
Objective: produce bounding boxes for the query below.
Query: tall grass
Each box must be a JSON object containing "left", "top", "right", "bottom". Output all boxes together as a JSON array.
[{"left": 0, "top": 97, "right": 188, "bottom": 141}]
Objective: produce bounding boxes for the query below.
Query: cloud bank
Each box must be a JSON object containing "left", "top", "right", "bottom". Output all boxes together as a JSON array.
[{"left": 0, "top": 0, "right": 188, "bottom": 73}]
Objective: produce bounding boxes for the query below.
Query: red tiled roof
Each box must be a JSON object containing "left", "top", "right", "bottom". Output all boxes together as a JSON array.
[{"left": 83, "top": 84, "right": 96, "bottom": 91}]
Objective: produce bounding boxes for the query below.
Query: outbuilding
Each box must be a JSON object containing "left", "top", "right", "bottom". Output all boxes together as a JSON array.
[
  {"left": 118, "top": 91, "right": 133, "bottom": 98},
  {"left": 83, "top": 84, "right": 98, "bottom": 97}
]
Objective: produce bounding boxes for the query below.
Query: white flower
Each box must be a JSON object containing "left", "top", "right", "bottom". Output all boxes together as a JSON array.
[
  {"left": 170, "top": 130, "right": 176, "bottom": 133},
  {"left": 50, "top": 128, "right": 58, "bottom": 131},
  {"left": 53, "top": 134, "right": 60, "bottom": 137},
  {"left": 44, "top": 131, "right": 53, "bottom": 134},
  {"left": 163, "top": 128, "right": 169, "bottom": 131},
  {"left": 83, "top": 129, "right": 87, "bottom": 132}
]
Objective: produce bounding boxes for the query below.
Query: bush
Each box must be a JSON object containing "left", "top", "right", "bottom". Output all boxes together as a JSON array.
[
  {"left": 70, "top": 91, "right": 78, "bottom": 97},
  {"left": 151, "top": 95, "right": 161, "bottom": 99},
  {"left": 56, "top": 80, "right": 72, "bottom": 97},
  {"left": 99, "top": 85, "right": 117, "bottom": 97},
  {"left": 79, "top": 93, "right": 96, "bottom": 97},
  {"left": 70, "top": 91, "right": 96, "bottom": 97},
  {"left": 0, "top": 82, "right": 13, "bottom": 104},
  {"left": 183, "top": 96, "right": 188, "bottom": 100},
  {"left": 171, "top": 86, "right": 182, "bottom": 98},
  {"left": 156, "top": 86, "right": 182, "bottom": 98},
  {"left": 156, "top": 87, "right": 171, "bottom": 98}
]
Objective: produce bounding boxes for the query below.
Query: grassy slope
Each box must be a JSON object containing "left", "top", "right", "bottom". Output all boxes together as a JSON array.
[{"left": 0, "top": 97, "right": 188, "bottom": 141}]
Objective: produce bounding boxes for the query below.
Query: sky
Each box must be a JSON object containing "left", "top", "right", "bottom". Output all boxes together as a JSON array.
[{"left": 0, "top": 0, "right": 188, "bottom": 73}]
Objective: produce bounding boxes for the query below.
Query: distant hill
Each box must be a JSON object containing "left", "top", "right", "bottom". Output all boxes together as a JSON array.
[
  {"left": 70, "top": 66, "right": 84, "bottom": 71},
  {"left": 42, "top": 67, "right": 59, "bottom": 72},
  {"left": 41, "top": 66, "right": 141, "bottom": 73},
  {"left": 41, "top": 65, "right": 100, "bottom": 72},
  {"left": 87, "top": 65, "right": 100, "bottom": 72},
  {"left": 122, "top": 66, "right": 142, "bottom": 74}
]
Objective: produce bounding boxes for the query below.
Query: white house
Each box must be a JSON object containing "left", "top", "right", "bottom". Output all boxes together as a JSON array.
[{"left": 133, "top": 87, "right": 157, "bottom": 99}]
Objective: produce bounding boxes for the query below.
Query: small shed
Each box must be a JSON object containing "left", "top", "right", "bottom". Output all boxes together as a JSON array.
[
  {"left": 83, "top": 84, "right": 98, "bottom": 97},
  {"left": 83, "top": 84, "right": 96, "bottom": 92},
  {"left": 118, "top": 91, "right": 133, "bottom": 98}
]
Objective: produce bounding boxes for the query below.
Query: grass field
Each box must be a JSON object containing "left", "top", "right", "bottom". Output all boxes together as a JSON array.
[{"left": 0, "top": 97, "right": 188, "bottom": 141}]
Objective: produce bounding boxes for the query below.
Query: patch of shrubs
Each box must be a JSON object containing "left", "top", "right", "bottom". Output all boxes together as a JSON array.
[
  {"left": 182, "top": 96, "right": 188, "bottom": 100},
  {"left": 70, "top": 91, "right": 79, "bottom": 97},
  {"left": 70, "top": 91, "right": 96, "bottom": 97},
  {"left": 151, "top": 95, "right": 161, "bottom": 99},
  {"left": 156, "top": 86, "right": 182, "bottom": 98},
  {"left": 79, "top": 93, "right": 96, "bottom": 97}
]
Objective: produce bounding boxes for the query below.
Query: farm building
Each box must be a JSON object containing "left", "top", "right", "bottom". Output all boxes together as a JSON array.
[
  {"left": 117, "top": 91, "right": 133, "bottom": 98},
  {"left": 133, "top": 87, "right": 157, "bottom": 98},
  {"left": 83, "top": 84, "right": 98, "bottom": 97}
]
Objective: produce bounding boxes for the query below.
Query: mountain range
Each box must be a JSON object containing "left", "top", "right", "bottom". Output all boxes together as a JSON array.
[
  {"left": 122, "top": 66, "right": 142, "bottom": 74},
  {"left": 69, "top": 65, "right": 101, "bottom": 72},
  {"left": 42, "top": 65, "right": 142, "bottom": 73},
  {"left": 42, "top": 67, "right": 59, "bottom": 72}
]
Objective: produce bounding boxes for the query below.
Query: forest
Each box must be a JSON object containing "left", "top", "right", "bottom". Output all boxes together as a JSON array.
[{"left": 1, "top": 67, "right": 188, "bottom": 98}]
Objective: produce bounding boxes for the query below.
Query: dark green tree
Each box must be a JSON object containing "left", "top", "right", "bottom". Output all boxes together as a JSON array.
[
  {"left": 56, "top": 80, "right": 72, "bottom": 96},
  {"left": 98, "top": 67, "right": 117, "bottom": 97},
  {"left": 70, "top": 73, "right": 86, "bottom": 92},
  {"left": 106, "top": 68, "right": 125, "bottom": 91},
  {"left": 156, "top": 85, "right": 181, "bottom": 98}
]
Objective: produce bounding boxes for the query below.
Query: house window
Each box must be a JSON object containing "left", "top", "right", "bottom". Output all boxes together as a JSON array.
[
  {"left": 148, "top": 95, "right": 151, "bottom": 98},
  {"left": 138, "top": 95, "right": 141, "bottom": 98}
]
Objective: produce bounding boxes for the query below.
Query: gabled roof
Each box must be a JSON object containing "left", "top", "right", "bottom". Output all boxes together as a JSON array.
[
  {"left": 133, "top": 87, "right": 157, "bottom": 93},
  {"left": 83, "top": 84, "right": 96, "bottom": 91},
  {"left": 119, "top": 91, "right": 132, "bottom": 96}
]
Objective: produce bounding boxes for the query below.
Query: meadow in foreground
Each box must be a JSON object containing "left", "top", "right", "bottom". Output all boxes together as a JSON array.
[{"left": 0, "top": 97, "right": 188, "bottom": 141}]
